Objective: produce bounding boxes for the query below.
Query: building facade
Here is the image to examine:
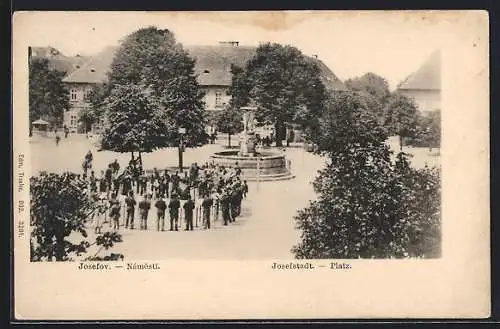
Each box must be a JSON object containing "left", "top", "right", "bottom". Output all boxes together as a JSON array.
[
  {"left": 61, "top": 42, "right": 345, "bottom": 134},
  {"left": 397, "top": 50, "right": 441, "bottom": 113}
]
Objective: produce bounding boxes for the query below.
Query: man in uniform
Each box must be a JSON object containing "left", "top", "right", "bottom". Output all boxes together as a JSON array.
[
  {"left": 183, "top": 194, "right": 195, "bottom": 231},
  {"left": 111, "top": 159, "right": 120, "bottom": 175},
  {"left": 220, "top": 190, "right": 231, "bottom": 226},
  {"left": 202, "top": 194, "right": 213, "bottom": 229},
  {"left": 168, "top": 193, "right": 181, "bottom": 231},
  {"left": 138, "top": 194, "right": 151, "bottom": 230},
  {"left": 109, "top": 193, "right": 121, "bottom": 230},
  {"left": 124, "top": 191, "right": 136, "bottom": 229},
  {"left": 155, "top": 196, "right": 167, "bottom": 231}
]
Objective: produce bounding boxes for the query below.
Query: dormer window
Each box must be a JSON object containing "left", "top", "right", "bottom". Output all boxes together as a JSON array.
[
  {"left": 75, "top": 65, "right": 80, "bottom": 69},
  {"left": 203, "top": 69, "right": 210, "bottom": 74},
  {"left": 90, "top": 68, "right": 96, "bottom": 72}
]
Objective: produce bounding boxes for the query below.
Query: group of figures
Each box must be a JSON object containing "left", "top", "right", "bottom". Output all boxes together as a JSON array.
[{"left": 80, "top": 151, "right": 249, "bottom": 234}]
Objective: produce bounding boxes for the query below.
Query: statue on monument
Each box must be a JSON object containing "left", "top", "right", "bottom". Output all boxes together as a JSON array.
[{"left": 239, "top": 106, "right": 258, "bottom": 156}]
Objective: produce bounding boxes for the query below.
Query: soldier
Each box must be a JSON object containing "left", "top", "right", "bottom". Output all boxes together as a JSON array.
[
  {"left": 183, "top": 194, "right": 195, "bottom": 231},
  {"left": 138, "top": 194, "right": 151, "bottom": 230},
  {"left": 89, "top": 171, "right": 97, "bottom": 193},
  {"left": 139, "top": 174, "right": 148, "bottom": 196},
  {"left": 230, "top": 186, "right": 240, "bottom": 221},
  {"left": 171, "top": 171, "right": 180, "bottom": 196},
  {"left": 163, "top": 170, "right": 171, "bottom": 198},
  {"left": 202, "top": 195, "right": 213, "bottom": 229},
  {"left": 220, "top": 190, "right": 231, "bottom": 226},
  {"left": 242, "top": 180, "right": 249, "bottom": 199},
  {"left": 155, "top": 196, "right": 167, "bottom": 231},
  {"left": 168, "top": 193, "right": 181, "bottom": 231},
  {"left": 111, "top": 159, "right": 120, "bottom": 175},
  {"left": 109, "top": 193, "right": 121, "bottom": 230},
  {"left": 124, "top": 191, "right": 136, "bottom": 229},
  {"left": 105, "top": 165, "right": 113, "bottom": 196}
]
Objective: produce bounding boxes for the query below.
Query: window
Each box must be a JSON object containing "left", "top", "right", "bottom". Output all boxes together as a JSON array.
[
  {"left": 215, "top": 91, "right": 223, "bottom": 107},
  {"left": 70, "top": 114, "right": 77, "bottom": 127},
  {"left": 70, "top": 88, "right": 78, "bottom": 101}
]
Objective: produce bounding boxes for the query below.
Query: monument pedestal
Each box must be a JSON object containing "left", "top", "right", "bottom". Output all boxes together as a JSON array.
[{"left": 239, "top": 132, "right": 257, "bottom": 157}]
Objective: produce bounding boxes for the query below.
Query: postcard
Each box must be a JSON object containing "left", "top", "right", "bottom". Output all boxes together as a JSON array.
[{"left": 12, "top": 10, "right": 490, "bottom": 320}]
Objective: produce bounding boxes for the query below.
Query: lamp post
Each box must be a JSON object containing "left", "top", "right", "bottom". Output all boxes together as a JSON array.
[{"left": 178, "top": 127, "right": 186, "bottom": 172}]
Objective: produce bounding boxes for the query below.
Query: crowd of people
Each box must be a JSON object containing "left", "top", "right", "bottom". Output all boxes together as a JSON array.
[{"left": 81, "top": 151, "right": 249, "bottom": 234}]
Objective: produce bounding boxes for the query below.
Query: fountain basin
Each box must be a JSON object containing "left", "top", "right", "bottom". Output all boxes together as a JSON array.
[{"left": 210, "top": 150, "right": 294, "bottom": 181}]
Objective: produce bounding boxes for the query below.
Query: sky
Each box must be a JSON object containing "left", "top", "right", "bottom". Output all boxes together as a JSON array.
[{"left": 16, "top": 11, "right": 447, "bottom": 90}]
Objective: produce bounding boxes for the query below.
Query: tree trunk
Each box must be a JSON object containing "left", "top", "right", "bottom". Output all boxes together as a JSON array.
[
  {"left": 138, "top": 151, "right": 143, "bottom": 174},
  {"left": 54, "top": 234, "right": 65, "bottom": 261},
  {"left": 399, "top": 135, "right": 403, "bottom": 151},
  {"left": 228, "top": 133, "right": 231, "bottom": 148},
  {"left": 275, "top": 121, "right": 283, "bottom": 147}
]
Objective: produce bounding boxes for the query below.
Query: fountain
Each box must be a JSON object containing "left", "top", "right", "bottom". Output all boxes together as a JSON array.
[{"left": 210, "top": 106, "right": 294, "bottom": 181}]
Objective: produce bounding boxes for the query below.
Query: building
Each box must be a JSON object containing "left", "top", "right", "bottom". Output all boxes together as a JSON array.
[
  {"left": 61, "top": 41, "right": 345, "bottom": 133},
  {"left": 29, "top": 46, "right": 89, "bottom": 76},
  {"left": 397, "top": 50, "right": 441, "bottom": 112}
]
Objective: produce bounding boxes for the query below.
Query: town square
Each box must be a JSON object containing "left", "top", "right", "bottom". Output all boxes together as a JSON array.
[{"left": 27, "top": 16, "right": 442, "bottom": 261}]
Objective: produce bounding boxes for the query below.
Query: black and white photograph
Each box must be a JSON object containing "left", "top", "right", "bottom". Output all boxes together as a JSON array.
[{"left": 13, "top": 11, "right": 489, "bottom": 320}]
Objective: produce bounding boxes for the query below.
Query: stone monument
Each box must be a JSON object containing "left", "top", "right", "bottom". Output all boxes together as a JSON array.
[
  {"left": 209, "top": 105, "right": 294, "bottom": 181},
  {"left": 238, "top": 106, "right": 258, "bottom": 156}
]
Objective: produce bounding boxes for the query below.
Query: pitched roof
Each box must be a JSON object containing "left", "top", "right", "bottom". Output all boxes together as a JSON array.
[
  {"left": 62, "top": 46, "right": 117, "bottom": 84},
  {"left": 398, "top": 50, "right": 441, "bottom": 91},
  {"left": 62, "top": 43, "right": 345, "bottom": 91},
  {"left": 30, "top": 46, "right": 91, "bottom": 76}
]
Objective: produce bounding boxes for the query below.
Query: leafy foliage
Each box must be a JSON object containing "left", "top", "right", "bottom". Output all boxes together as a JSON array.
[
  {"left": 408, "top": 110, "right": 441, "bottom": 149},
  {"left": 100, "top": 84, "right": 172, "bottom": 153},
  {"left": 383, "top": 92, "right": 420, "bottom": 150},
  {"left": 345, "top": 72, "right": 391, "bottom": 107},
  {"left": 29, "top": 58, "right": 69, "bottom": 128},
  {"left": 215, "top": 105, "right": 244, "bottom": 147},
  {"left": 79, "top": 83, "right": 109, "bottom": 132},
  {"left": 292, "top": 91, "right": 441, "bottom": 259},
  {"left": 30, "top": 173, "right": 124, "bottom": 261},
  {"left": 229, "top": 43, "right": 327, "bottom": 146},
  {"left": 101, "top": 26, "right": 208, "bottom": 150}
]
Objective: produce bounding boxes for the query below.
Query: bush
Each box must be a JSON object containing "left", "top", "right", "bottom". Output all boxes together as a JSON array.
[
  {"left": 30, "top": 172, "right": 124, "bottom": 261},
  {"left": 292, "top": 91, "right": 441, "bottom": 259}
]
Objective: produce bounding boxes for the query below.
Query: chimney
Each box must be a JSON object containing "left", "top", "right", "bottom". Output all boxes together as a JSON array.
[{"left": 219, "top": 41, "right": 239, "bottom": 47}]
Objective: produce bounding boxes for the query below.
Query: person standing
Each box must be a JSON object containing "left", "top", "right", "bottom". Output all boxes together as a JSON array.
[
  {"left": 163, "top": 170, "right": 171, "bottom": 198},
  {"left": 111, "top": 159, "right": 120, "bottom": 175},
  {"left": 138, "top": 194, "right": 151, "bottom": 230},
  {"left": 242, "top": 180, "right": 249, "bottom": 199},
  {"left": 168, "top": 193, "right": 181, "bottom": 231},
  {"left": 202, "top": 195, "right": 213, "bottom": 229},
  {"left": 220, "top": 191, "right": 230, "bottom": 226},
  {"left": 55, "top": 134, "right": 60, "bottom": 146},
  {"left": 89, "top": 171, "right": 97, "bottom": 193},
  {"left": 183, "top": 194, "right": 195, "bottom": 231},
  {"left": 124, "top": 191, "right": 136, "bottom": 229},
  {"left": 109, "top": 193, "right": 121, "bottom": 230},
  {"left": 155, "top": 197, "right": 167, "bottom": 231}
]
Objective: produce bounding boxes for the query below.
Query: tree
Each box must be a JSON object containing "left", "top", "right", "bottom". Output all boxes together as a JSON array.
[
  {"left": 29, "top": 57, "right": 70, "bottom": 130},
  {"left": 229, "top": 43, "right": 327, "bottom": 146},
  {"left": 383, "top": 92, "right": 420, "bottom": 151},
  {"left": 345, "top": 72, "right": 391, "bottom": 107},
  {"left": 418, "top": 110, "right": 441, "bottom": 151},
  {"left": 30, "top": 172, "right": 123, "bottom": 261},
  {"left": 100, "top": 83, "right": 172, "bottom": 165},
  {"left": 215, "top": 106, "right": 244, "bottom": 147},
  {"left": 104, "top": 26, "right": 208, "bottom": 148},
  {"left": 292, "top": 90, "right": 441, "bottom": 259}
]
